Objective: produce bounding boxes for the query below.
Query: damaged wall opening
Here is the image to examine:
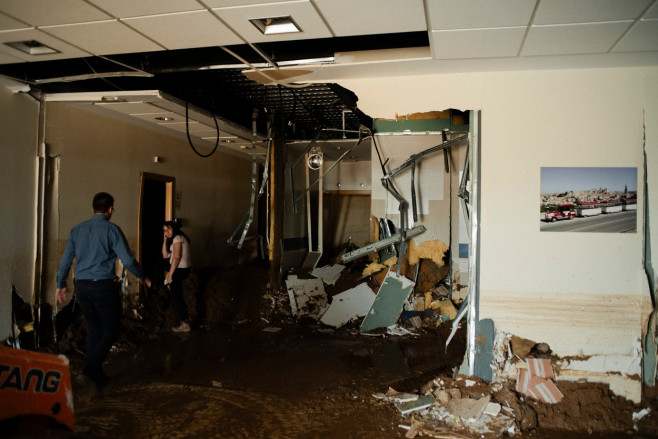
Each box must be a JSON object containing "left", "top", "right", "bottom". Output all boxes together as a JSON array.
[{"left": 282, "top": 109, "right": 476, "bottom": 339}]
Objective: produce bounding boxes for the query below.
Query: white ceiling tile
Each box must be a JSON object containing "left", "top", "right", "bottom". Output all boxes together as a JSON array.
[
  {"left": 426, "top": 0, "right": 536, "bottom": 30},
  {"left": 523, "top": 22, "right": 633, "bottom": 56},
  {"left": 212, "top": 0, "right": 332, "bottom": 43},
  {"left": 0, "top": 49, "right": 23, "bottom": 64},
  {"left": 195, "top": 129, "right": 236, "bottom": 138},
  {"left": 40, "top": 20, "right": 164, "bottom": 56},
  {"left": 0, "top": 28, "right": 91, "bottom": 62},
  {"left": 0, "top": 0, "right": 111, "bottom": 27},
  {"left": 124, "top": 11, "right": 242, "bottom": 49},
  {"left": 158, "top": 121, "right": 209, "bottom": 133},
  {"left": 202, "top": 0, "right": 291, "bottom": 6},
  {"left": 644, "top": 2, "right": 658, "bottom": 19},
  {"left": 431, "top": 27, "right": 526, "bottom": 59},
  {"left": 130, "top": 112, "right": 178, "bottom": 123},
  {"left": 95, "top": 102, "right": 164, "bottom": 114},
  {"left": 0, "top": 12, "right": 29, "bottom": 30},
  {"left": 313, "top": 0, "right": 426, "bottom": 37},
  {"left": 612, "top": 19, "right": 658, "bottom": 52},
  {"left": 87, "top": 0, "right": 205, "bottom": 18},
  {"left": 535, "top": 0, "right": 652, "bottom": 25}
]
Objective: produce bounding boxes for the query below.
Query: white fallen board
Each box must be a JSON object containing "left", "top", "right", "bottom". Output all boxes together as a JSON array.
[
  {"left": 311, "top": 264, "right": 345, "bottom": 285},
  {"left": 285, "top": 275, "right": 327, "bottom": 320},
  {"left": 360, "top": 270, "right": 415, "bottom": 333},
  {"left": 320, "top": 283, "right": 376, "bottom": 328},
  {"left": 394, "top": 395, "right": 435, "bottom": 415}
]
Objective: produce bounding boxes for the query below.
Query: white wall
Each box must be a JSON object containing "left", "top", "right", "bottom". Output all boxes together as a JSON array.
[
  {"left": 341, "top": 67, "right": 658, "bottom": 401},
  {"left": 0, "top": 87, "right": 38, "bottom": 339}
]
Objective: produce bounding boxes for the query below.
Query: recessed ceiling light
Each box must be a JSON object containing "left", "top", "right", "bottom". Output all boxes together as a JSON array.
[
  {"left": 250, "top": 16, "right": 301, "bottom": 35},
  {"left": 5, "top": 40, "right": 59, "bottom": 55},
  {"left": 155, "top": 116, "right": 174, "bottom": 121}
]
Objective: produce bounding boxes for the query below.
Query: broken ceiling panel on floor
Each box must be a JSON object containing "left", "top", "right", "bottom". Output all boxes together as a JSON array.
[
  {"left": 360, "top": 270, "right": 415, "bottom": 333},
  {"left": 319, "top": 283, "right": 376, "bottom": 328},
  {"left": 286, "top": 275, "right": 327, "bottom": 320}
]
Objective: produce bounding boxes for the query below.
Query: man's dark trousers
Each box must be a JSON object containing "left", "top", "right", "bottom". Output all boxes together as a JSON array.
[{"left": 75, "top": 279, "right": 122, "bottom": 384}]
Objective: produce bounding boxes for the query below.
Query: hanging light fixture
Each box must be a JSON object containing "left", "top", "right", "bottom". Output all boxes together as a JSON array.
[{"left": 308, "top": 144, "right": 323, "bottom": 170}]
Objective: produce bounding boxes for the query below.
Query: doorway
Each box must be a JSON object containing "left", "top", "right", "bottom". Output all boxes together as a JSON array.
[{"left": 139, "top": 173, "right": 174, "bottom": 284}]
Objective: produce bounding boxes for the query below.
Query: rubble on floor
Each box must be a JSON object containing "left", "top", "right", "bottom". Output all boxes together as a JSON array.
[
  {"left": 381, "top": 371, "right": 658, "bottom": 438},
  {"left": 32, "top": 244, "right": 658, "bottom": 438}
]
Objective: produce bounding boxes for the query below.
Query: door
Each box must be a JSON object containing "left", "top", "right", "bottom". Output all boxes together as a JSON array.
[{"left": 139, "top": 173, "right": 174, "bottom": 284}]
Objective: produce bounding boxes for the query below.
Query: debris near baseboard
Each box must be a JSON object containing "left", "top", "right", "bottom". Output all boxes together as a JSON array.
[
  {"left": 377, "top": 387, "right": 436, "bottom": 415},
  {"left": 395, "top": 395, "right": 436, "bottom": 415},
  {"left": 399, "top": 420, "right": 474, "bottom": 439},
  {"left": 516, "top": 358, "right": 563, "bottom": 404},
  {"left": 386, "top": 376, "right": 515, "bottom": 438},
  {"left": 633, "top": 408, "right": 651, "bottom": 422}
]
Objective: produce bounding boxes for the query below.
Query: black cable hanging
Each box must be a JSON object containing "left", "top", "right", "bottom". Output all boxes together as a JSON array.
[{"left": 185, "top": 101, "right": 220, "bottom": 158}]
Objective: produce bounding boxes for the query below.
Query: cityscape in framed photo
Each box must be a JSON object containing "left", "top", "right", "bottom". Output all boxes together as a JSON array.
[{"left": 540, "top": 167, "right": 637, "bottom": 233}]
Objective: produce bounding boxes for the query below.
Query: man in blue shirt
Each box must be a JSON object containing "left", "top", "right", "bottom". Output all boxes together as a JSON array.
[{"left": 56, "top": 192, "right": 151, "bottom": 386}]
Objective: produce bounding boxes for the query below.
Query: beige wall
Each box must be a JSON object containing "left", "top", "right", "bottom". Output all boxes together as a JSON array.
[
  {"left": 45, "top": 102, "right": 255, "bottom": 298},
  {"left": 340, "top": 67, "right": 658, "bottom": 401},
  {"left": 0, "top": 87, "right": 39, "bottom": 339}
]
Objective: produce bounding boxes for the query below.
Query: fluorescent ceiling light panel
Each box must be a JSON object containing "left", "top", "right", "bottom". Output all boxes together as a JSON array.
[
  {"left": 250, "top": 16, "right": 301, "bottom": 34},
  {"left": 4, "top": 40, "right": 59, "bottom": 55}
]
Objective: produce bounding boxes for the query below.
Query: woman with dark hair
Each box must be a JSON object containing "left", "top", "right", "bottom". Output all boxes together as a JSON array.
[{"left": 162, "top": 221, "right": 192, "bottom": 332}]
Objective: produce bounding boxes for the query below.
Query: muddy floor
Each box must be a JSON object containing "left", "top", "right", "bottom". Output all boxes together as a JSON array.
[{"left": 4, "top": 262, "right": 658, "bottom": 438}]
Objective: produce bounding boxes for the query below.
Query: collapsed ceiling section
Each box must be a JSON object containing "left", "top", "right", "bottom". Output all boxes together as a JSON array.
[
  {"left": 1, "top": 0, "right": 655, "bottom": 144},
  {"left": 1, "top": 31, "right": 429, "bottom": 142}
]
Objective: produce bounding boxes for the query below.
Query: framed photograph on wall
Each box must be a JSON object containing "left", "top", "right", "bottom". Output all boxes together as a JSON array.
[{"left": 540, "top": 167, "right": 637, "bottom": 233}]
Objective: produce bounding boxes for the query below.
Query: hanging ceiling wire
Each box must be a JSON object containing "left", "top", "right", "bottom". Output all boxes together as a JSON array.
[{"left": 185, "top": 101, "right": 220, "bottom": 158}]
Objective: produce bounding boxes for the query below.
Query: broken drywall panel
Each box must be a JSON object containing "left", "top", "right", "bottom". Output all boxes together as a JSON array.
[
  {"left": 446, "top": 395, "right": 490, "bottom": 420},
  {"left": 285, "top": 275, "right": 327, "bottom": 320},
  {"left": 387, "top": 326, "right": 415, "bottom": 336},
  {"left": 360, "top": 270, "right": 415, "bottom": 333},
  {"left": 386, "top": 387, "right": 420, "bottom": 403},
  {"left": 301, "top": 251, "right": 322, "bottom": 271},
  {"left": 394, "top": 395, "right": 435, "bottom": 415},
  {"left": 311, "top": 264, "right": 345, "bottom": 285},
  {"left": 483, "top": 402, "right": 501, "bottom": 417},
  {"left": 287, "top": 287, "right": 298, "bottom": 316},
  {"left": 319, "top": 283, "right": 376, "bottom": 328},
  {"left": 474, "top": 318, "right": 496, "bottom": 383}
]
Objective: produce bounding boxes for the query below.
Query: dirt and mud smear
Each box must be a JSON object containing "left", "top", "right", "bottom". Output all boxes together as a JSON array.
[{"left": 5, "top": 261, "right": 658, "bottom": 438}]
